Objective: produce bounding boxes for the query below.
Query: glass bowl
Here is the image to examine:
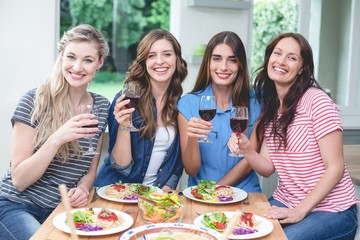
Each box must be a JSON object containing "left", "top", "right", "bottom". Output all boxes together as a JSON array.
[{"left": 138, "top": 191, "right": 186, "bottom": 224}]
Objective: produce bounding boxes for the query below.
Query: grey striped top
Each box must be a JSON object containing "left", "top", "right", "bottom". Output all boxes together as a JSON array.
[{"left": 0, "top": 88, "right": 110, "bottom": 209}]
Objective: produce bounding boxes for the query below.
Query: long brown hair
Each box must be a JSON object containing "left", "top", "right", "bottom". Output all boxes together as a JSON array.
[
  {"left": 32, "top": 24, "right": 109, "bottom": 162},
  {"left": 124, "top": 29, "right": 187, "bottom": 138},
  {"left": 254, "top": 32, "right": 321, "bottom": 148},
  {"left": 191, "top": 31, "right": 250, "bottom": 109}
]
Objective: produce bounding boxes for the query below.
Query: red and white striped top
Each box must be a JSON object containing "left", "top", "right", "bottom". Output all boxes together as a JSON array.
[{"left": 265, "top": 87, "right": 357, "bottom": 212}]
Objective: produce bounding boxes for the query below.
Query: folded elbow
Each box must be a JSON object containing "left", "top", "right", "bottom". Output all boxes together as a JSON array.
[
  {"left": 11, "top": 177, "right": 26, "bottom": 192},
  {"left": 185, "top": 168, "right": 198, "bottom": 177}
]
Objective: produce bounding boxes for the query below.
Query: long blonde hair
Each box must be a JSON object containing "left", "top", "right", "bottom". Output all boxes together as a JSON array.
[
  {"left": 31, "top": 24, "right": 109, "bottom": 162},
  {"left": 124, "top": 29, "right": 187, "bottom": 139}
]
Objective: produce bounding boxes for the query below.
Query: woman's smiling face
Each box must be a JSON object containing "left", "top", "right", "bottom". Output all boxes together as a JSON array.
[
  {"left": 267, "top": 37, "right": 303, "bottom": 89},
  {"left": 210, "top": 43, "right": 239, "bottom": 87},
  {"left": 61, "top": 41, "right": 103, "bottom": 88},
  {"left": 145, "top": 39, "right": 176, "bottom": 85}
]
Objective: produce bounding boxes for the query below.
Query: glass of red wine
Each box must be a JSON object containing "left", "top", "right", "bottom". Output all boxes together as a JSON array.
[
  {"left": 198, "top": 95, "right": 216, "bottom": 143},
  {"left": 229, "top": 106, "right": 248, "bottom": 157},
  {"left": 121, "top": 82, "right": 141, "bottom": 132},
  {"left": 80, "top": 104, "right": 99, "bottom": 155}
]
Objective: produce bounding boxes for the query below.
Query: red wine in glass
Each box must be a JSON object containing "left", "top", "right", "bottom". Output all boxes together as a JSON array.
[
  {"left": 199, "top": 109, "right": 216, "bottom": 121},
  {"left": 122, "top": 82, "right": 141, "bottom": 132},
  {"left": 198, "top": 95, "right": 216, "bottom": 143},
  {"left": 124, "top": 96, "right": 140, "bottom": 109},
  {"left": 80, "top": 104, "right": 100, "bottom": 155},
  {"left": 229, "top": 106, "right": 248, "bottom": 157},
  {"left": 230, "top": 117, "right": 248, "bottom": 137}
]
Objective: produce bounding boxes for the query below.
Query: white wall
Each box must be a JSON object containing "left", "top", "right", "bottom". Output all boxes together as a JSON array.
[{"left": 0, "top": 0, "right": 58, "bottom": 175}]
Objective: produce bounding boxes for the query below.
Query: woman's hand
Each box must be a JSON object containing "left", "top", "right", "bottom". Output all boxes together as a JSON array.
[
  {"left": 186, "top": 117, "right": 213, "bottom": 139},
  {"left": 68, "top": 185, "right": 89, "bottom": 208},
  {"left": 51, "top": 114, "right": 98, "bottom": 146},
  {"left": 266, "top": 205, "right": 306, "bottom": 224},
  {"left": 113, "top": 94, "right": 135, "bottom": 129},
  {"left": 227, "top": 132, "right": 240, "bottom": 155},
  {"left": 161, "top": 185, "right": 173, "bottom": 193}
]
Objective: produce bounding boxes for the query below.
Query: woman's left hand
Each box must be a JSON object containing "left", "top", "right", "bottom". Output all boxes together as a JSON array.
[
  {"left": 68, "top": 185, "right": 89, "bottom": 208},
  {"left": 266, "top": 205, "right": 306, "bottom": 224}
]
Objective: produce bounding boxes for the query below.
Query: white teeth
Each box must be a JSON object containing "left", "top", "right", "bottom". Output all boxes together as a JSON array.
[
  {"left": 274, "top": 67, "right": 287, "bottom": 73},
  {"left": 155, "top": 68, "right": 167, "bottom": 72},
  {"left": 71, "top": 73, "right": 84, "bottom": 79},
  {"left": 217, "top": 73, "right": 230, "bottom": 77}
]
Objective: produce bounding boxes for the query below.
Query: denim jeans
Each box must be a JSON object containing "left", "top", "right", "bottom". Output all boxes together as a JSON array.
[
  {"left": 269, "top": 197, "right": 357, "bottom": 240},
  {"left": 0, "top": 198, "right": 53, "bottom": 240}
]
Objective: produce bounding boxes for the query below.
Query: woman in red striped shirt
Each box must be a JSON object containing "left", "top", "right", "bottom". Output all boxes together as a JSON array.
[{"left": 228, "top": 33, "right": 358, "bottom": 240}]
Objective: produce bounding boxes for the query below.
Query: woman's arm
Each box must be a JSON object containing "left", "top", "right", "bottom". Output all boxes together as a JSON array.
[
  {"left": 68, "top": 133, "right": 104, "bottom": 207},
  {"left": 178, "top": 113, "right": 207, "bottom": 176},
  {"left": 228, "top": 124, "right": 275, "bottom": 177},
  {"left": 11, "top": 113, "right": 98, "bottom": 191},
  {"left": 216, "top": 159, "right": 253, "bottom": 186},
  {"left": 111, "top": 94, "right": 134, "bottom": 167}
]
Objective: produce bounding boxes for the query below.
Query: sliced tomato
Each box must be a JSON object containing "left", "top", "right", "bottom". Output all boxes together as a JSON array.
[
  {"left": 241, "top": 212, "right": 254, "bottom": 227},
  {"left": 74, "top": 222, "right": 84, "bottom": 228},
  {"left": 214, "top": 185, "right": 230, "bottom": 190},
  {"left": 215, "top": 221, "right": 226, "bottom": 230},
  {"left": 113, "top": 184, "right": 126, "bottom": 192},
  {"left": 98, "top": 209, "right": 118, "bottom": 221},
  {"left": 190, "top": 188, "right": 203, "bottom": 199}
]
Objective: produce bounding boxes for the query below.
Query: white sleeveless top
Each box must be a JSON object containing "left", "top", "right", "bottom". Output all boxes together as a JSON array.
[{"left": 142, "top": 126, "right": 175, "bottom": 186}]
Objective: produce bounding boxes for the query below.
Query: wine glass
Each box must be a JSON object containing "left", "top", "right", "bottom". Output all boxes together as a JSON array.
[
  {"left": 198, "top": 95, "right": 216, "bottom": 143},
  {"left": 80, "top": 104, "right": 99, "bottom": 155},
  {"left": 229, "top": 106, "right": 248, "bottom": 157},
  {"left": 121, "top": 82, "right": 141, "bottom": 132}
]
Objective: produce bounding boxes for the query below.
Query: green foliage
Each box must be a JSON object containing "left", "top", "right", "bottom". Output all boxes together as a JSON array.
[
  {"left": 251, "top": 0, "right": 298, "bottom": 79},
  {"left": 113, "top": 0, "right": 147, "bottom": 48},
  {"left": 93, "top": 70, "right": 124, "bottom": 83},
  {"left": 146, "top": 0, "right": 170, "bottom": 30},
  {"left": 69, "top": 0, "right": 113, "bottom": 32}
]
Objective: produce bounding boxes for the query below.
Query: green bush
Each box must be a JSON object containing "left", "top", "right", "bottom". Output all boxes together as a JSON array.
[{"left": 93, "top": 71, "right": 125, "bottom": 83}]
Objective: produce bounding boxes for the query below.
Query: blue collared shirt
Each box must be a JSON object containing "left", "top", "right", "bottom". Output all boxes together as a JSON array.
[{"left": 177, "top": 84, "right": 261, "bottom": 192}]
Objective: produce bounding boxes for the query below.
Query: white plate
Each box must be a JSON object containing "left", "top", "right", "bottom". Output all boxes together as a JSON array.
[
  {"left": 53, "top": 208, "right": 133, "bottom": 236},
  {"left": 182, "top": 185, "right": 247, "bottom": 204},
  {"left": 194, "top": 211, "right": 274, "bottom": 239},
  {"left": 97, "top": 184, "right": 163, "bottom": 203},
  {"left": 119, "top": 222, "right": 223, "bottom": 240}
]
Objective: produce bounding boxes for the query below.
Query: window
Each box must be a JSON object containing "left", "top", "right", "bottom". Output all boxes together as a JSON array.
[{"left": 60, "top": 0, "right": 170, "bottom": 100}]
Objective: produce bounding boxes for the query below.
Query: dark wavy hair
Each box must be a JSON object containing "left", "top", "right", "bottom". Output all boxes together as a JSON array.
[
  {"left": 254, "top": 32, "right": 321, "bottom": 148},
  {"left": 124, "top": 29, "right": 188, "bottom": 139},
  {"left": 191, "top": 31, "right": 250, "bottom": 109}
]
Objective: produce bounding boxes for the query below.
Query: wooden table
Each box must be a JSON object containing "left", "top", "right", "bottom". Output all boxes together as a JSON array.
[
  {"left": 31, "top": 191, "right": 286, "bottom": 240},
  {"left": 344, "top": 144, "right": 360, "bottom": 186}
]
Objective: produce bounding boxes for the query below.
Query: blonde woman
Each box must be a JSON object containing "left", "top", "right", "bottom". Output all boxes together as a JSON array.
[{"left": 0, "top": 24, "right": 110, "bottom": 239}]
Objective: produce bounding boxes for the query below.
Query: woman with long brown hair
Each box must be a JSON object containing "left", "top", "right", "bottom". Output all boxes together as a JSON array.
[
  {"left": 178, "top": 31, "right": 261, "bottom": 191},
  {"left": 229, "top": 32, "right": 358, "bottom": 239},
  {"left": 95, "top": 29, "right": 187, "bottom": 192}
]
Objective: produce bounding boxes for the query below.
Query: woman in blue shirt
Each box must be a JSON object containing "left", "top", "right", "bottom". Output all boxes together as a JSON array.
[
  {"left": 177, "top": 31, "right": 261, "bottom": 192},
  {"left": 95, "top": 29, "right": 187, "bottom": 192}
]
